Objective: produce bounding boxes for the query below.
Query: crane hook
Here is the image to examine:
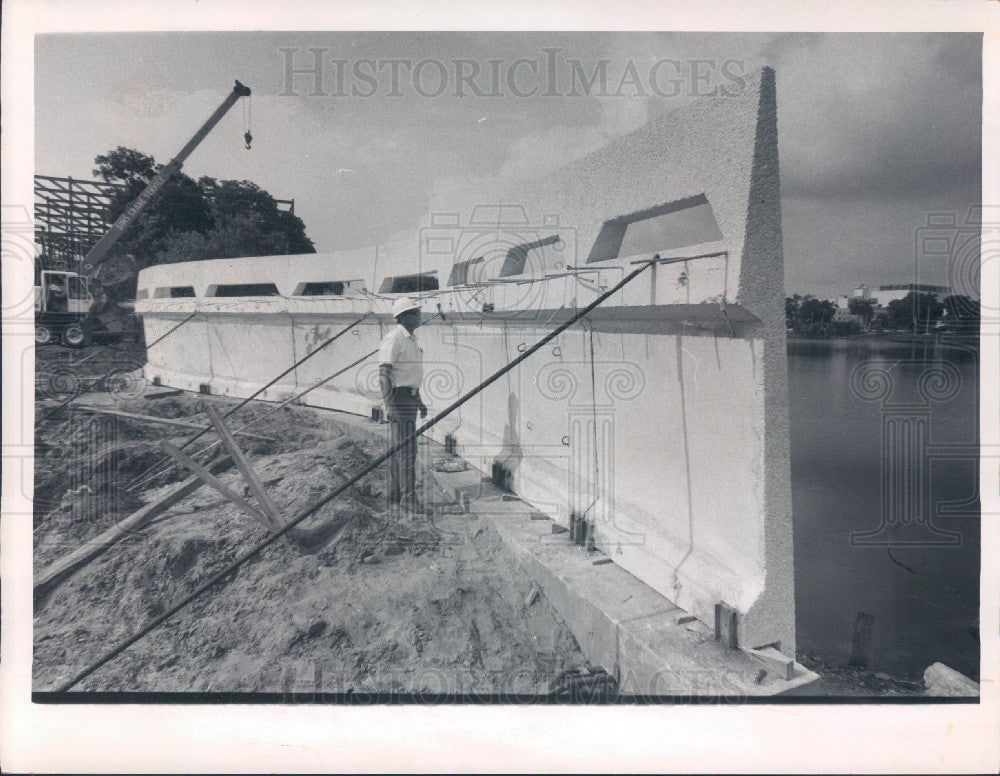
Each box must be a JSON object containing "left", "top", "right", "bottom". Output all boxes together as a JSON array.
[{"left": 244, "top": 131, "right": 253, "bottom": 150}]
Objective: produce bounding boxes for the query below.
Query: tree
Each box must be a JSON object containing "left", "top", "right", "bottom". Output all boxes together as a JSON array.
[
  {"left": 941, "top": 294, "right": 979, "bottom": 334},
  {"left": 785, "top": 295, "right": 802, "bottom": 328},
  {"left": 797, "top": 297, "right": 836, "bottom": 327},
  {"left": 785, "top": 294, "right": 799, "bottom": 329},
  {"left": 94, "top": 146, "right": 214, "bottom": 261},
  {"left": 199, "top": 178, "right": 314, "bottom": 254},
  {"left": 848, "top": 297, "right": 875, "bottom": 330},
  {"left": 94, "top": 146, "right": 157, "bottom": 187},
  {"left": 91, "top": 146, "right": 315, "bottom": 293},
  {"left": 785, "top": 295, "right": 838, "bottom": 337},
  {"left": 884, "top": 292, "right": 944, "bottom": 332}
]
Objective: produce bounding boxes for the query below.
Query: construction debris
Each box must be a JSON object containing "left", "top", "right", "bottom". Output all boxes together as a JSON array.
[
  {"left": 75, "top": 405, "right": 274, "bottom": 442},
  {"left": 34, "top": 456, "right": 233, "bottom": 604}
]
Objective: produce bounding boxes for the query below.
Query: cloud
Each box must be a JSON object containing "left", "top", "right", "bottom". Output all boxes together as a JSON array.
[
  {"left": 34, "top": 31, "right": 982, "bottom": 291},
  {"left": 772, "top": 33, "right": 981, "bottom": 199}
]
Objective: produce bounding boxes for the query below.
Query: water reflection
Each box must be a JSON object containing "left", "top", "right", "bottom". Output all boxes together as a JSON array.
[{"left": 788, "top": 338, "right": 980, "bottom": 680}]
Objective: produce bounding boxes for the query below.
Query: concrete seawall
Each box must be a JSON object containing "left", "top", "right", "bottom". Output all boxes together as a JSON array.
[{"left": 135, "top": 67, "right": 796, "bottom": 660}]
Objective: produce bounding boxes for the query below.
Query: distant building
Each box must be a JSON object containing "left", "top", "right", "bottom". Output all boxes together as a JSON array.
[{"left": 871, "top": 283, "right": 949, "bottom": 307}]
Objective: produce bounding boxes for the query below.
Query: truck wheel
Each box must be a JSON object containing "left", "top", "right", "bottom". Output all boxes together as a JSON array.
[
  {"left": 35, "top": 324, "right": 54, "bottom": 345},
  {"left": 61, "top": 323, "right": 90, "bottom": 348}
]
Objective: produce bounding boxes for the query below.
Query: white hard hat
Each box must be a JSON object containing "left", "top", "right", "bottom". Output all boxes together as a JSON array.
[{"left": 392, "top": 297, "right": 421, "bottom": 318}]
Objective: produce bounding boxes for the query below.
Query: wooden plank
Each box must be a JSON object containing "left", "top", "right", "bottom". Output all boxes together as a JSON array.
[
  {"left": 34, "top": 457, "right": 232, "bottom": 603},
  {"left": 850, "top": 612, "right": 874, "bottom": 667},
  {"left": 748, "top": 646, "right": 794, "bottom": 681},
  {"left": 715, "top": 603, "right": 739, "bottom": 649},
  {"left": 73, "top": 405, "right": 274, "bottom": 442},
  {"left": 159, "top": 441, "right": 270, "bottom": 528},
  {"left": 204, "top": 404, "right": 281, "bottom": 529}
]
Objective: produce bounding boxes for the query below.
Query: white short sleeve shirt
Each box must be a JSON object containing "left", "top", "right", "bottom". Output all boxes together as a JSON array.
[{"left": 378, "top": 324, "right": 424, "bottom": 388}]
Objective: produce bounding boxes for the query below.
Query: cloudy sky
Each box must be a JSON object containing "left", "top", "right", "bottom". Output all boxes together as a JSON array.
[{"left": 35, "top": 31, "right": 981, "bottom": 298}]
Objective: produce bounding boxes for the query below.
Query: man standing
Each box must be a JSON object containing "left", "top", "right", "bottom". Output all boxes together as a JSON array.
[
  {"left": 47, "top": 277, "right": 68, "bottom": 312},
  {"left": 379, "top": 297, "right": 429, "bottom": 512}
]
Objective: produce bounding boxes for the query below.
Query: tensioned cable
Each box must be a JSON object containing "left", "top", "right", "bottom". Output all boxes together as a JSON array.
[
  {"left": 55, "top": 258, "right": 657, "bottom": 692},
  {"left": 228, "top": 349, "right": 378, "bottom": 435},
  {"left": 123, "top": 311, "right": 375, "bottom": 491},
  {"left": 578, "top": 317, "right": 601, "bottom": 522},
  {"left": 126, "top": 348, "right": 381, "bottom": 492}
]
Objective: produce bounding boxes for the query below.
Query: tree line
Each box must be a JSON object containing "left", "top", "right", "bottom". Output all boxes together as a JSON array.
[{"left": 785, "top": 292, "right": 979, "bottom": 337}]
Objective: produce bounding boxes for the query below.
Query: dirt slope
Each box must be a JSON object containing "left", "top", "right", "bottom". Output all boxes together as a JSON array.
[{"left": 33, "top": 357, "right": 585, "bottom": 694}]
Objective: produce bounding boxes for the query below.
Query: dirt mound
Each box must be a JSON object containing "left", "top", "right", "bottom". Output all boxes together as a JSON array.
[{"left": 33, "top": 379, "right": 586, "bottom": 694}]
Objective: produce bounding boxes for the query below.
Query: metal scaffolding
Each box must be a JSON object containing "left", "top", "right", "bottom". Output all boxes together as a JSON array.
[{"left": 34, "top": 175, "right": 125, "bottom": 270}]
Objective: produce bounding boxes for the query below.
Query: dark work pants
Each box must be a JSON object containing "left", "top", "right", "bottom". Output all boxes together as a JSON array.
[{"left": 388, "top": 388, "right": 419, "bottom": 504}]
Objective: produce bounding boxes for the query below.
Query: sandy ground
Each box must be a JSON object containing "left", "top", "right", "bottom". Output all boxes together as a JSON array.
[{"left": 33, "top": 343, "right": 586, "bottom": 694}]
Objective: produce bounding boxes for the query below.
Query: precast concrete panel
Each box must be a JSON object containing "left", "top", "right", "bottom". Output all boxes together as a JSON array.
[
  {"left": 134, "top": 68, "right": 794, "bottom": 657},
  {"left": 288, "top": 313, "right": 385, "bottom": 415},
  {"left": 201, "top": 313, "right": 298, "bottom": 398},
  {"left": 143, "top": 313, "right": 215, "bottom": 391}
]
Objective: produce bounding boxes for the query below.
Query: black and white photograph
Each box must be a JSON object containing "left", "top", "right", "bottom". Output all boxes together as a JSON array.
[{"left": 2, "top": 0, "right": 998, "bottom": 772}]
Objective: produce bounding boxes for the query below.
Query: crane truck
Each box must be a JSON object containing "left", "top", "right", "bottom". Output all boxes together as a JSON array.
[{"left": 35, "top": 80, "right": 252, "bottom": 348}]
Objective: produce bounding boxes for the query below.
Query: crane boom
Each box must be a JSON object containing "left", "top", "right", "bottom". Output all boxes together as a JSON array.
[{"left": 81, "top": 80, "right": 251, "bottom": 279}]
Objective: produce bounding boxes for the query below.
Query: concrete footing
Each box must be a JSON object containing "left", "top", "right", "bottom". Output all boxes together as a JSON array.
[{"left": 429, "top": 459, "right": 819, "bottom": 698}]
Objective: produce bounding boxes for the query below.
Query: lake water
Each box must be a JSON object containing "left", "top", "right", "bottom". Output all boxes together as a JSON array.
[{"left": 788, "top": 338, "right": 980, "bottom": 680}]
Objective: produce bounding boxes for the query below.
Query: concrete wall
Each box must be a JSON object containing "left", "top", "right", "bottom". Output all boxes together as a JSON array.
[{"left": 135, "top": 68, "right": 795, "bottom": 657}]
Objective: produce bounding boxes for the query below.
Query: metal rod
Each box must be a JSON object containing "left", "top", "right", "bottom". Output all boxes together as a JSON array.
[
  {"left": 182, "top": 312, "right": 374, "bottom": 449},
  {"left": 629, "top": 250, "right": 728, "bottom": 266},
  {"left": 241, "top": 349, "right": 379, "bottom": 420},
  {"left": 56, "top": 259, "right": 656, "bottom": 692},
  {"left": 128, "top": 348, "right": 381, "bottom": 493},
  {"left": 143, "top": 310, "right": 202, "bottom": 351}
]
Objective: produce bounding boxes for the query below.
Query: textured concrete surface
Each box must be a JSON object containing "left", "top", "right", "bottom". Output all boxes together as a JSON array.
[{"left": 136, "top": 68, "right": 796, "bottom": 658}]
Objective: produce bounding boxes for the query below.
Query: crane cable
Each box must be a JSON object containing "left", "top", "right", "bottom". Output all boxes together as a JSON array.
[{"left": 243, "top": 93, "right": 253, "bottom": 149}]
